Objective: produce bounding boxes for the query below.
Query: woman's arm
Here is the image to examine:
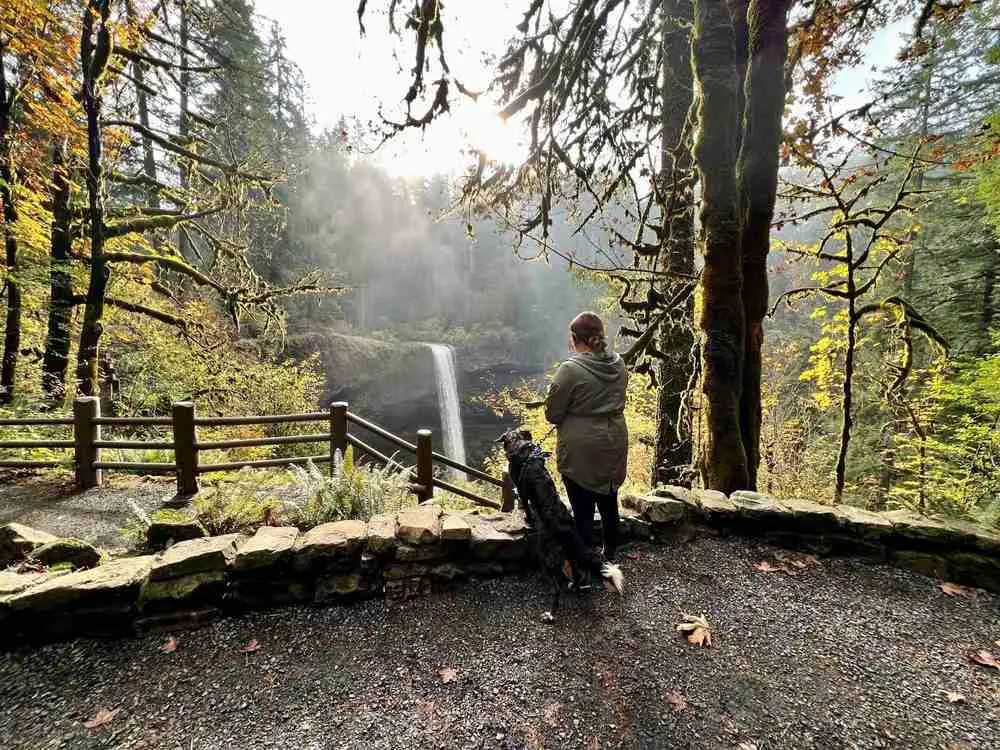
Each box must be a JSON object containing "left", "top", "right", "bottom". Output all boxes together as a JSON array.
[{"left": 544, "top": 364, "right": 575, "bottom": 425}]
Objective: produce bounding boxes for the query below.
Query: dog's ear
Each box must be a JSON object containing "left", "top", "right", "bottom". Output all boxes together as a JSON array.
[{"left": 518, "top": 429, "right": 533, "bottom": 441}]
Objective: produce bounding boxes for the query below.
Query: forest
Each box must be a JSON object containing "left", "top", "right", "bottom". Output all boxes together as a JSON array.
[{"left": 0, "top": 0, "right": 998, "bottom": 530}]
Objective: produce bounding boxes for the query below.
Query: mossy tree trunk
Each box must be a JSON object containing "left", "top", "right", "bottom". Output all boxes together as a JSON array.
[
  {"left": 692, "top": 0, "right": 749, "bottom": 493},
  {"left": 42, "top": 138, "right": 75, "bottom": 405},
  {"left": 736, "top": 0, "right": 792, "bottom": 490},
  {"left": 76, "top": 0, "right": 113, "bottom": 397},
  {"left": 0, "top": 37, "right": 21, "bottom": 405},
  {"left": 653, "top": 0, "right": 697, "bottom": 488}
]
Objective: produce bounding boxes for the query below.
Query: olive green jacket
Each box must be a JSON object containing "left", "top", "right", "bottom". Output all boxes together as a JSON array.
[{"left": 544, "top": 351, "right": 628, "bottom": 494}]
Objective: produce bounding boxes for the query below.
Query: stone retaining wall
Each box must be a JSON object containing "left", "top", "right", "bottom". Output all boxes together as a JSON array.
[
  {"left": 0, "top": 507, "right": 548, "bottom": 647},
  {"left": 625, "top": 486, "right": 1000, "bottom": 592},
  {"left": 2, "top": 488, "right": 998, "bottom": 647}
]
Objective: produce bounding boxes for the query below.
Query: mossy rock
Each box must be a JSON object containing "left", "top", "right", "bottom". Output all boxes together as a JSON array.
[
  {"left": 146, "top": 510, "right": 207, "bottom": 550},
  {"left": 28, "top": 538, "right": 101, "bottom": 570},
  {"left": 138, "top": 571, "right": 227, "bottom": 613},
  {"left": 0, "top": 523, "right": 58, "bottom": 567}
]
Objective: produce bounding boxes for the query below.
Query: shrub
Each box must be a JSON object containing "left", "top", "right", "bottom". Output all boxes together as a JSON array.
[{"left": 285, "top": 449, "right": 413, "bottom": 527}]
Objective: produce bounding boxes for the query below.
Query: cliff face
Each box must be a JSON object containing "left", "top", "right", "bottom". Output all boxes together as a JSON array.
[{"left": 286, "top": 330, "right": 549, "bottom": 465}]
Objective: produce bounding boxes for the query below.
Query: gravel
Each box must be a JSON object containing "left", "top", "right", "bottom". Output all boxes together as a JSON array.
[
  {"left": 1, "top": 534, "right": 998, "bottom": 750},
  {"left": 0, "top": 477, "right": 173, "bottom": 552}
]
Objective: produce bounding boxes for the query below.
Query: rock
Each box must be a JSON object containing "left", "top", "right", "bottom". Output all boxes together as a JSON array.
[
  {"left": 441, "top": 514, "right": 472, "bottom": 541},
  {"left": 6, "top": 556, "right": 154, "bottom": 613},
  {"left": 227, "top": 578, "right": 311, "bottom": 608},
  {"left": 834, "top": 505, "right": 894, "bottom": 539},
  {"left": 469, "top": 518, "right": 527, "bottom": 562},
  {"left": 395, "top": 544, "right": 444, "bottom": 562},
  {"left": 430, "top": 563, "right": 466, "bottom": 580},
  {"left": 384, "top": 577, "right": 431, "bottom": 600},
  {"left": 134, "top": 608, "right": 221, "bottom": 633},
  {"left": 945, "top": 520, "right": 1000, "bottom": 556},
  {"left": 623, "top": 495, "right": 687, "bottom": 525},
  {"left": 384, "top": 563, "right": 431, "bottom": 580},
  {"left": 146, "top": 510, "right": 206, "bottom": 550},
  {"left": 0, "top": 523, "right": 57, "bottom": 567},
  {"left": 315, "top": 573, "right": 370, "bottom": 603},
  {"left": 150, "top": 534, "right": 243, "bottom": 581},
  {"left": 691, "top": 490, "right": 738, "bottom": 523},
  {"left": 138, "top": 571, "right": 227, "bottom": 613},
  {"left": 396, "top": 506, "right": 442, "bottom": 545},
  {"left": 729, "top": 491, "right": 784, "bottom": 522},
  {"left": 882, "top": 509, "right": 970, "bottom": 547},
  {"left": 293, "top": 520, "right": 367, "bottom": 571},
  {"left": 233, "top": 526, "right": 298, "bottom": 572},
  {"left": 0, "top": 568, "right": 67, "bottom": 598},
  {"left": 890, "top": 549, "right": 951, "bottom": 579},
  {"left": 948, "top": 552, "right": 1000, "bottom": 593},
  {"left": 28, "top": 538, "right": 101, "bottom": 570},
  {"left": 652, "top": 485, "right": 697, "bottom": 509},
  {"left": 367, "top": 514, "right": 398, "bottom": 555},
  {"left": 619, "top": 511, "right": 652, "bottom": 541},
  {"left": 774, "top": 497, "right": 840, "bottom": 532}
]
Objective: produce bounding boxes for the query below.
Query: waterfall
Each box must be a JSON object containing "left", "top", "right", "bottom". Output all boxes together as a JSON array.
[{"left": 428, "top": 343, "right": 467, "bottom": 471}]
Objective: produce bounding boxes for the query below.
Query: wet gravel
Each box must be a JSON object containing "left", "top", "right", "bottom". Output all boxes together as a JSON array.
[
  {"left": 0, "top": 477, "right": 173, "bottom": 552},
  {"left": 1, "top": 534, "right": 998, "bottom": 750}
]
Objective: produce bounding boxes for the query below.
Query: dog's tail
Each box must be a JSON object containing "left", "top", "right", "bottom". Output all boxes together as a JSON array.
[{"left": 600, "top": 562, "right": 625, "bottom": 595}]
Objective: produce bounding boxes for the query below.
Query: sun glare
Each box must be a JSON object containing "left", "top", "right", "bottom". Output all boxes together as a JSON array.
[{"left": 463, "top": 102, "right": 528, "bottom": 168}]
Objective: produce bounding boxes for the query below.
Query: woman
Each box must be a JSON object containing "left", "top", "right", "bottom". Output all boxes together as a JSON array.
[{"left": 544, "top": 311, "right": 628, "bottom": 562}]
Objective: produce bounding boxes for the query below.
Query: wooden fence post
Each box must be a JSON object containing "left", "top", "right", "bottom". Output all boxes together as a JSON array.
[
  {"left": 501, "top": 471, "right": 516, "bottom": 512},
  {"left": 73, "top": 396, "right": 101, "bottom": 489},
  {"left": 415, "top": 428, "right": 434, "bottom": 503},
  {"left": 172, "top": 401, "right": 199, "bottom": 496},
  {"left": 330, "top": 401, "right": 348, "bottom": 475}
]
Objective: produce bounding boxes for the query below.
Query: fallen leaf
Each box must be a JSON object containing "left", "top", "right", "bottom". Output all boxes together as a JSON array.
[
  {"left": 543, "top": 701, "right": 561, "bottom": 727},
  {"left": 676, "top": 613, "right": 713, "bottom": 648},
  {"left": 753, "top": 561, "right": 783, "bottom": 573},
  {"left": 969, "top": 649, "right": 1000, "bottom": 671},
  {"left": 415, "top": 698, "right": 435, "bottom": 718},
  {"left": 539, "top": 611, "right": 555, "bottom": 624},
  {"left": 84, "top": 708, "right": 119, "bottom": 730},
  {"left": 585, "top": 736, "right": 601, "bottom": 750},
  {"left": 666, "top": 690, "right": 688, "bottom": 713},
  {"left": 775, "top": 551, "right": 819, "bottom": 570},
  {"left": 939, "top": 582, "right": 973, "bottom": 597},
  {"left": 240, "top": 639, "right": 260, "bottom": 653},
  {"left": 438, "top": 666, "right": 459, "bottom": 683},
  {"left": 159, "top": 637, "right": 178, "bottom": 653},
  {"left": 941, "top": 690, "right": 966, "bottom": 704},
  {"left": 623, "top": 551, "right": 640, "bottom": 561},
  {"left": 737, "top": 742, "right": 759, "bottom": 750}
]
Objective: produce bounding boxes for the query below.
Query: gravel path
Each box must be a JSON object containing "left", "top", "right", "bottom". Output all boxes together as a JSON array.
[
  {"left": 0, "top": 476, "right": 173, "bottom": 552},
  {"left": 1, "top": 535, "right": 998, "bottom": 750}
]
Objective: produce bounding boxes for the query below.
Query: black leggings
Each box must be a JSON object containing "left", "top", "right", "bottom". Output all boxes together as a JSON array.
[{"left": 562, "top": 475, "right": 620, "bottom": 562}]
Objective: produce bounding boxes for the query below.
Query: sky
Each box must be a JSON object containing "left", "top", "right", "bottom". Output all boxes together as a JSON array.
[
  {"left": 254, "top": 0, "right": 525, "bottom": 177},
  {"left": 254, "top": 1, "right": 907, "bottom": 178}
]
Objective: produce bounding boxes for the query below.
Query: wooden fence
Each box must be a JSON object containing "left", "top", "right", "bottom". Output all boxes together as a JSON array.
[{"left": 0, "top": 397, "right": 515, "bottom": 512}]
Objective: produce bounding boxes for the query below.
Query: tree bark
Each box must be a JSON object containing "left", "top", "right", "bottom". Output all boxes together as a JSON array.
[
  {"left": 177, "top": 0, "right": 192, "bottom": 260},
  {"left": 126, "top": 0, "right": 159, "bottom": 210},
  {"left": 76, "top": 0, "right": 113, "bottom": 397},
  {"left": 735, "top": 0, "right": 792, "bottom": 489},
  {"left": 693, "top": 0, "right": 749, "bottom": 493},
  {"left": 653, "top": 0, "right": 696, "bottom": 488},
  {"left": 834, "top": 236, "right": 858, "bottom": 504},
  {"left": 0, "top": 39, "right": 21, "bottom": 405},
  {"left": 42, "top": 138, "right": 75, "bottom": 405}
]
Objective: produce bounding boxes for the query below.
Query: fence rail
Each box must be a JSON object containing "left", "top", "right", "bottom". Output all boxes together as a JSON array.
[{"left": 0, "top": 398, "right": 515, "bottom": 511}]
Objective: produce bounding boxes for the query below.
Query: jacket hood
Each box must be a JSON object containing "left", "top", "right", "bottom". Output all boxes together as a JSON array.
[{"left": 567, "top": 351, "right": 625, "bottom": 382}]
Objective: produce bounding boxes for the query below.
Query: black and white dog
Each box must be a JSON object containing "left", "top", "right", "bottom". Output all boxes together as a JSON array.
[{"left": 497, "top": 428, "right": 624, "bottom": 614}]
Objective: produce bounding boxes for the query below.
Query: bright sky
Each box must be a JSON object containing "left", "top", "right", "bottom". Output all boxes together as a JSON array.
[
  {"left": 255, "top": 1, "right": 907, "bottom": 178},
  {"left": 254, "top": 0, "right": 525, "bottom": 177}
]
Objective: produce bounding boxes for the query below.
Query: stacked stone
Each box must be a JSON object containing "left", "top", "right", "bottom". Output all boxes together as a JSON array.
[
  {"left": 227, "top": 526, "right": 306, "bottom": 608},
  {"left": 4, "top": 556, "right": 154, "bottom": 642},
  {"left": 624, "top": 486, "right": 1000, "bottom": 591},
  {"left": 137, "top": 533, "right": 243, "bottom": 630}
]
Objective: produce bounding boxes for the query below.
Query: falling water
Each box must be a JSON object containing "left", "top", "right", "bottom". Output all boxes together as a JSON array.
[{"left": 428, "top": 344, "right": 467, "bottom": 471}]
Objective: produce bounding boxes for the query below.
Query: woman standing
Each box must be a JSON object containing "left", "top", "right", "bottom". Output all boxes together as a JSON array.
[{"left": 544, "top": 312, "right": 628, "bottom": 562}]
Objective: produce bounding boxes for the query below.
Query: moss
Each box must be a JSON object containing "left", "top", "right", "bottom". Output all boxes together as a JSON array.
[
  {"left": 150, "top": 509, "right": 192, "bottom": 524},
  {"left": 139, "top": 571, "right": 225, "bottom": 606},
  {"left": 29, "top": 538, "right": 101, "bottom": 570}
]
